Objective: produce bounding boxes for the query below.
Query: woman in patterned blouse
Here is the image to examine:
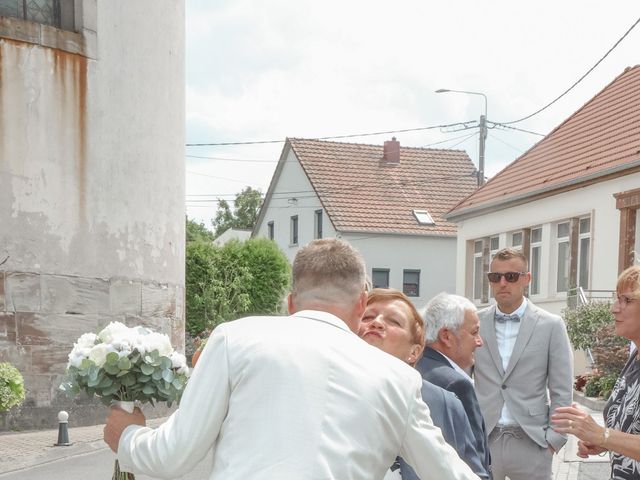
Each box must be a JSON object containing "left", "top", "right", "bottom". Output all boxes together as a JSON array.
[{"left": 552, "top": 265, "right": 640, "bottom": 480}]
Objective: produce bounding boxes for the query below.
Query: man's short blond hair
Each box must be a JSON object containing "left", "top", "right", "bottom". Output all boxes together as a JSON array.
[
  {"left": 492, "top": 247, "right": 528, "bottom": 271},
  {"left": 291, "top": 238, "right": 366, "bottom": 307}
]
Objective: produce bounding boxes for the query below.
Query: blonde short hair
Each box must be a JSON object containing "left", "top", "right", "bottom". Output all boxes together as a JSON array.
[
  {"left": 617, "top": 265, "right": 640, "bottom": 299},
  {"left": 367, "top": 288, "right": 425, "bottom": 349},
  {"left": 291, "top": 238, "right": 366, "bottom": 307}
]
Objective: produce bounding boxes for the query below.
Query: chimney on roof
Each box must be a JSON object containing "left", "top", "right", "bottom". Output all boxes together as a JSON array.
[{"left": 382, "top": 137, "right": 400, "bottom": 164}]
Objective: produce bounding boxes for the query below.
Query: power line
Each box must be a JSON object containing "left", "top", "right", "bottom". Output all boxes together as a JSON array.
[
  {"left": 185, "top": 121, "right": 475, "bottom": 147},
  {"left": 186, "top": 155, "right": 277, "bottom": 163},
  {"left": 495, "top": 15, "right": 640, "bottom": 125},
  {"left": 487, "top": 132, "right": 526, "bottom": 154},
  {"left": 490, "top": 123, "right": 545, "bottom": 137}
]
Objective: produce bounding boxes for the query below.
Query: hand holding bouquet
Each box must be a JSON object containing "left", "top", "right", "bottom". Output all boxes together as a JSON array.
[{"left": 60, "top": 321, "right": 190, "bottom": 479}]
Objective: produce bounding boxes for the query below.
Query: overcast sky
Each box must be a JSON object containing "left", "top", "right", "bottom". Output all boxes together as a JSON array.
[{"left": 184, "top": 1, "right": 640, "bottom": 227}]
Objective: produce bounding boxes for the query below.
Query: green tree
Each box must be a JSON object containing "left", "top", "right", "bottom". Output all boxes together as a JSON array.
[
  {"left": 212, "top": 187, "right": 263, "bottom": 237},
  {"left": 185, "top": 238, "right": 290, "bottom": 336},
  {"left": 186, "top": 216, "right": 215, "bottom": 243}
]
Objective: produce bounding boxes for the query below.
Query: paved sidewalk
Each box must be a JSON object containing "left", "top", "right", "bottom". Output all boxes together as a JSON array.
[
  {"left": 0, "top": 417, "right": 166, "bottom": 476},
  {"left": 0, "top": 403, "right": 611, "bottom": 479}
]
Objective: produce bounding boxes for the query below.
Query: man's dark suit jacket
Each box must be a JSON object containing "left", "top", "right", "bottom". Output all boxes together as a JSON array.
[
  {"left": 399, "top": 379, "right": 489, "bottom": 480},
  {"left": 414, "top": 347, "right": 491, "bottom": 479}
]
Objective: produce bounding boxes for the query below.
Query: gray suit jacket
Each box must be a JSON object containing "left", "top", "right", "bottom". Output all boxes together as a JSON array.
[
  {"left": 474, "top": 301, "right": 573, "bottom": 451},
  {"left": 399, "top": 380, "right": 489, "bottom": 479}
]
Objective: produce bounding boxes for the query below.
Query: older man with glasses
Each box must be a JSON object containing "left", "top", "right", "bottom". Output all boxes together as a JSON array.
[{"left": 474, "top": 248, "right": 573, "bottom": 480}]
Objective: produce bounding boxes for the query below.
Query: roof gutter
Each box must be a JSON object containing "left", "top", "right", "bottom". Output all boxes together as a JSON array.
[{"left": 446, "top": 159, "right": 640, "bottom": 222}]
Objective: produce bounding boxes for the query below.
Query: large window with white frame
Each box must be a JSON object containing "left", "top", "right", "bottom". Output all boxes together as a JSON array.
[
  {"left": 530, "top": 227, "right": 542, "bottom": 295},
  {"left": 473, "top": 240, "right": 484, "bottom": 301},
  {"left": 556, "top": 222, "right": 571, "bottom": 293},
  {"left": 510, "top": 231, "right": 523, "bottom": 250},
  {"left": 488, "top": 235, "right": 500, "bottom": 299},
  {"left": 577, "top": 217, "right": 591, "bottom": 289},
  {"left": 468, "top": 215, "right": 592, "bottom": 303}
]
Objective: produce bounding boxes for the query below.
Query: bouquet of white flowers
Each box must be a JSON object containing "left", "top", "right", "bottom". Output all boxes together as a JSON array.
[{"left": 60, "top": 321, "right": 190, "bottom": 479}]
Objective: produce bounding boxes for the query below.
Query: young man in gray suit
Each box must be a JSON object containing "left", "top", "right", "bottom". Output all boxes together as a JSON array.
[{"left": 474, "top": 248, "right": 573, "bottom": 480}]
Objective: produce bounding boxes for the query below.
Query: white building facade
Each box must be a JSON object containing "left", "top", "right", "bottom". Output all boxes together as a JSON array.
[{"left": 255, "top": 138, "right": 477, "bottom": 309}]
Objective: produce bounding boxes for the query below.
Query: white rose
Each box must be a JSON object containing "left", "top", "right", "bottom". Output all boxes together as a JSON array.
[
  {"left": 98, "top": 322, "right": 131, "bottom": 345},
  {"left": 88, "top": 343, "right": 115, "bottom": 368},
  {"left": 76, "top": 333, "right": 98, "bottom": 349},
  {"left": 170, "top": 351, "right": 187, "bottom": 369},
  {"left": 143, "top": 332, "right": 173, "bottom": 357}
]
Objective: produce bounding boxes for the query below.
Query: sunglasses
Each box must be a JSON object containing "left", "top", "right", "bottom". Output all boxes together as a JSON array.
[{"left": 487, "top": 271, "right": 527, "bottom": 283}]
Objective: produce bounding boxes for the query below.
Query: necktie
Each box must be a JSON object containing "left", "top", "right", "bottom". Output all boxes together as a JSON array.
[{"left": 495, "top": 313, "right": 520, "bottom": 323}]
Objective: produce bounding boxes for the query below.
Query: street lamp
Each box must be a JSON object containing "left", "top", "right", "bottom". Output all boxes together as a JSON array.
[{"left": 436, "top": 89, "right": 487, "bottom": 186}]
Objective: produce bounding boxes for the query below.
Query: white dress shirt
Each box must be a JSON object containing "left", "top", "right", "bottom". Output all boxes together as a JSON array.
[
  {"left": 495, "top": 298, "right": 528, "bottom": 426},
  {"left": 440, "top": 351, "right": 474, "bottom": 385}
]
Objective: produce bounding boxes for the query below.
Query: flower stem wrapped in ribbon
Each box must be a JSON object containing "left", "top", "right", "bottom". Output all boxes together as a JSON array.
[{"left": 60, "top": 322, "right": 190, "bottom": 479}]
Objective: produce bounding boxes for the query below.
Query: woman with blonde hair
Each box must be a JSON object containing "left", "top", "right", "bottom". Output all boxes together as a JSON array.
[{"left": 553, "top": 265, "right": 640, "bottom": 480}]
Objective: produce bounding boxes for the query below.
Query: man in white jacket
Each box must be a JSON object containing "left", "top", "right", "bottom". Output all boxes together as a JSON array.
[{"left": 103, "top": 238, "right": 479, "bottom": 480}]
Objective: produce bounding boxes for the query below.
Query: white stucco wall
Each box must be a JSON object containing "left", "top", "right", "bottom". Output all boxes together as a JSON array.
[
  {"left": 0, "top": 1, "right": 185, "bottom": 282},
  {"left": 345, "top": 233, "right": 456, "bottom": 310},
  {"left": 454, "top": 171, "right": 640, "bottom": 315},
  {"left": 256, "top": 148, "right": 458, "bottom": 309},
  {"left": 0, "top": 1, "right": 185, "bottom": 429}
]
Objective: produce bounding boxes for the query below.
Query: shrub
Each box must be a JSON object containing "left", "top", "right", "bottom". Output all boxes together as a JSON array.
[
  {"left": 590, "top": 323, "right": 629, "bottom": 377},
  {"left": 597, "top": 373, "right": 619, "bottom": 399},
  {"left": 584, "top": 376, "right": 601, "bottom": 398},
  {"left": 0, "top": 363, "right": 25, "bottom": 412},
  {"left": 563, "top": 301, "right": 614, "bottom": 351},
  {"left": 185, "top": 238, "right": 291, "bottom": 337}
]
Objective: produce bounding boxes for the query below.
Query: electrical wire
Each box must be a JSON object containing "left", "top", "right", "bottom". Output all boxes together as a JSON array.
[
  {"left": 495, "top": 15, "right": 640, "bottom": 125},
  {"left": 185, "top": 121, "right": 475, "bottom": 147},
  {"left": 490, "top": 123, "right": 545, "bottom": 137}
]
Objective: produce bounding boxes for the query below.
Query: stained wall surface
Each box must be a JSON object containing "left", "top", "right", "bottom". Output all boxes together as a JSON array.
[{"left": 0, "top": 1, "right": 185, "bottom": 429}]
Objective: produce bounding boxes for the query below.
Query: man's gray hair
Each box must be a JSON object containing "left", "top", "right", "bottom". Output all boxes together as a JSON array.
[
  {"left": 291, "top": 238, "right": 366, "bottom": 307},
  {"left": 423, "top": 292, "right": 477, "bottom": 343}
]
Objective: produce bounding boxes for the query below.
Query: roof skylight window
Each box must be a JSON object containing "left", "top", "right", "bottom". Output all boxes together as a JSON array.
[{"left": 413, "top": 209, "right": 435, "bottom": 226}]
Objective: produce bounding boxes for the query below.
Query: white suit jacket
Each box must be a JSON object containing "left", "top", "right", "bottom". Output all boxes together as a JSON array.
[
  {"left": 118, "top": 310, "right": 479, "bottom": 480},
  {"left": 474, "top": 301, "right": 573, "bottom": 451}
]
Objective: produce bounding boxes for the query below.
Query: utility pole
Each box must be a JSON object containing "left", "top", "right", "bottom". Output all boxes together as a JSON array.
[
  {"left": 478, "top": 114, "right": 486, "bottom": 186},
  {"left": 436, "top": 89, "right": 488, "bottom": 186}
]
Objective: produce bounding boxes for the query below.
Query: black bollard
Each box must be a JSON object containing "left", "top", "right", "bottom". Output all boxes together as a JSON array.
[{"left": 54, "top": 410, "right": 72, "bottom": 446}]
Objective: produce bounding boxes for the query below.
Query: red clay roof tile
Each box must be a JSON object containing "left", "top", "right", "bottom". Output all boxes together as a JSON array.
[
  {"left": 287, "top": 138, "right": 478, "bottom": 236},
  {"left": 449, "top": 65, "right": 640, "bottom": 217}
]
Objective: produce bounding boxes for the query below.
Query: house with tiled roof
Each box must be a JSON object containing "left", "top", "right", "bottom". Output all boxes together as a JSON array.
[
  {"left": 447, "top": 65, "right": 640, "bottom": 316},
  {"left": 253, "top": 137, "right": 478, "bottom": 307}
]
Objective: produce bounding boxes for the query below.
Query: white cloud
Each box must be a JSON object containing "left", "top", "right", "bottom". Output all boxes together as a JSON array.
[{"left": 185, "top": 0, "right": 640, "bottom": 225}]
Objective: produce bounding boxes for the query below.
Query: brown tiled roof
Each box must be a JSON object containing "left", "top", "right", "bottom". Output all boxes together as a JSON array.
[
  {"left": 449, "top": 65, "right": 640, "bottom": 218},
  {"left": 287, "top": 138, "right": 478, "bottom": 236}
]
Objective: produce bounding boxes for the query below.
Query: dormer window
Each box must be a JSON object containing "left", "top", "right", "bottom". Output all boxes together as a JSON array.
[{"left": 412, "top": 209, "right": 435, "bottom": 226}]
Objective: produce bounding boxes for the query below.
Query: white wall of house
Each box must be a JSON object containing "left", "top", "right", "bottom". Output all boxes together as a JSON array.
[
  {"left": 345, "top": 233, "right": 456, "bottom": 310},
  {"left": 255, "top": 148, "right": 336, "bottom": 263},
  {"left": 256, "top": 149, "right": 458, "bottom": 309},
  {"left": 454, "top": 171, "right": 640, "bottom": 316}
]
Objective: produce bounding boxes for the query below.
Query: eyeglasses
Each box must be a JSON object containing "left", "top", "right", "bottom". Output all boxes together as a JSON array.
[
  {"left": 487, "top": 271, "right": 527, "bottom": 283},
  {"left": 614, "top": 293, "right": 637, "bottom": 309}
]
